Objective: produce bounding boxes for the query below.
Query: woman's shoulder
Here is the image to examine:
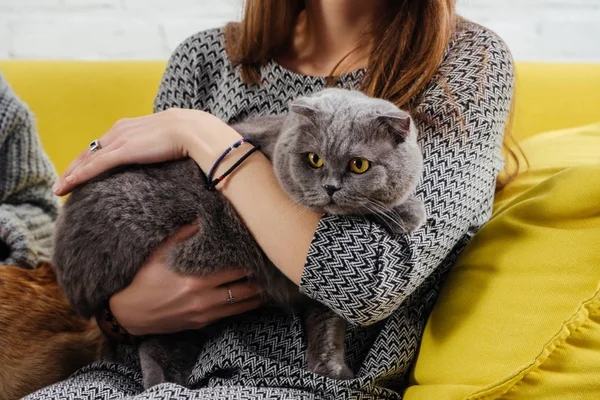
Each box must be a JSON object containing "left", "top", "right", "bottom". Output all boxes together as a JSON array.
[
  {"left": 427, "top": 19, "right": 514, "bottom": 102},
  {"left": 156, "top": 26, "right": 234, "bottom": 110},
  {"left": 446, "top": 19, "right": 513, "bottom": 63},
  {"left": 163, "top": 26, "right": 231, "bottom": 81},
  {"left": 169, "top": 26, "right": 228, "bottom": 65}
]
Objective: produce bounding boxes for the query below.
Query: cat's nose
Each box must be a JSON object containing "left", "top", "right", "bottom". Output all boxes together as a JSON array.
[{"left": 323, "top": 184, "right": 340, "bottom": 197}]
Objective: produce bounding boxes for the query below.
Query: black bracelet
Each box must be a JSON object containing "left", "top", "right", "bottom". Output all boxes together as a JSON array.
[
  {"left": 207, "top": 145, "right": 261, "bottom": 190},
  {"left": 96, "top": 302, "right": 140, "bottom": 345},
  {"left": 206, "top": 138, "right": 252, "bottom": 184}
]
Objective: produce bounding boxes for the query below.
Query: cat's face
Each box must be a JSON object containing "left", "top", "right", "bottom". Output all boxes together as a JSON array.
[{"left": 273, "top": 89, "right": 423, "bottom": 216}]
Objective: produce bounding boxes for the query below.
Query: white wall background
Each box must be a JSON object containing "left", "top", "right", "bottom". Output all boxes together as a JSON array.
[{"left": 0, "top": 0, "right": 599, "bottom": 61}]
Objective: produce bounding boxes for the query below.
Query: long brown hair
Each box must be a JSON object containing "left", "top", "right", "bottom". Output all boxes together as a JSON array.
[{"left": 225, "top": 0, "right": 521, "bottom": 191}]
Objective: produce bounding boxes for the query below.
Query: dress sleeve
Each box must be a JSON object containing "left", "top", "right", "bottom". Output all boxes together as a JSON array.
[
  {"left": 299, "top": 23, "right": 515, "bottom": 326},
  {"left": 0, "top": 74, "right": 60, "bottom": 268}
]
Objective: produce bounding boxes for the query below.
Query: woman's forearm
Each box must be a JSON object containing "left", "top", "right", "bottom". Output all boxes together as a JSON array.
[{"left": 184, "top": 118, "right": 321, "bottom": 285}]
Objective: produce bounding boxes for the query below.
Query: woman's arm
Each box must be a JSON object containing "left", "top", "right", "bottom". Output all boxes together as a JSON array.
[
  {"left": 154, "top": 31, "right": 322, "bottom": 284},
  {"left": 184, "top": 22, "right": 515, "bottom": 325},
  {"left": 183, "top": 127, "right": 321, "bottom": 285},
  {"left": 109, "top": 35, "right": 264, "bottom": 336},
  {"left": 54, "top": 23, "right": 514, "bottom": 327},
  {"left": 0, "top": 74, "right": 60, "bottom": 268}
]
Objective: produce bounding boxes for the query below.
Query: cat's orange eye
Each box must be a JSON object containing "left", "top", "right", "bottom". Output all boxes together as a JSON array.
[
  {"left": 349, "top": 158, "right": 370, "bottom": 174},
  {"left": 307, "top": 153, "right": 324, "bottom": 168}
]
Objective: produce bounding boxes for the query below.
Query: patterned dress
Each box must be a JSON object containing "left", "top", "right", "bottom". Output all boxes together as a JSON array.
[{"left": 25, "top": 20, "right": 514, "bottom": 400}]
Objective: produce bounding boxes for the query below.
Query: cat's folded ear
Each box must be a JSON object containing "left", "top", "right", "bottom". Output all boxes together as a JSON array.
[
  {"left": 290, "top": 97, "right": 319, "bottom": 120},
  {"left": 375, "top": 113, "right": 413, "bottom": 145}
]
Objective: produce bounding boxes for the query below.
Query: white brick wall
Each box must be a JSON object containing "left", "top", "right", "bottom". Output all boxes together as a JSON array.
[{"left": 0, "top": 0, "right": 599, "bottom": 61}]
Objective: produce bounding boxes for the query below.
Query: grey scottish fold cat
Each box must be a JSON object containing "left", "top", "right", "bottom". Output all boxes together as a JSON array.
[{"left": 52, "top": 88, "right": 426, "bottom": 388}]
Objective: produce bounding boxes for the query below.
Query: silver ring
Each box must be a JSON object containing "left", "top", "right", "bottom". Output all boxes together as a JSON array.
[
  {"left": 226, "top": 287, "right": 236, "bottom": 305},
  {"left": 89, "top": 139, "right": 101, "bottom": 153}
]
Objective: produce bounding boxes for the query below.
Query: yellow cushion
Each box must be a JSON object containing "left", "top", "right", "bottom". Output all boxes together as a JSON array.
[
  {"left": 511, "top": 63, "right": 600, "bottom": 141},
  {"left": 495, "top": 122, "right": 600, "bottom": 210},
  {"left": 405, "top": 123, "right": 600, "bottom": 400},
  {"left": 501, "top": 307, "right": 600, "bottom": 400}
]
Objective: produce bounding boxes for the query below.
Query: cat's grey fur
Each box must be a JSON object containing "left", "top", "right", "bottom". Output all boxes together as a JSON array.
[{"left": 52, "top": 88, "right": 426, "bottom": 388}]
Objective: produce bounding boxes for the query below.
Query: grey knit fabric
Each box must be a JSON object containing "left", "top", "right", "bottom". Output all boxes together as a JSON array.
[
  {"left": 0, "top": 73, "right": 60, "bottom": 269},
  {"left": 25, "top": 20, "right": 514, "bottom": 400}
]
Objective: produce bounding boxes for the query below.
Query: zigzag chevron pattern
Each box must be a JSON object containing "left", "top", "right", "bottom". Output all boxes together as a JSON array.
[{"left": 24, "top": 20, "right": 514, "bottom": 400}]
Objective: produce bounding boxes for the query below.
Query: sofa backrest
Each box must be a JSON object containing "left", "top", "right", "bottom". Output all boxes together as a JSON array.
[{"left": 1, "top": 61, "right": 599, "bottom": 175}]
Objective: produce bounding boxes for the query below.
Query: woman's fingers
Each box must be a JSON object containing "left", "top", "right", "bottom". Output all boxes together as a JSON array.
[
  {"left": 54, "top": 147, "right": 93, "bottom": 192},
  {"left": 188, "top": 280, "right": 263, "bottom": 317},
  {"left": 205, "top": 268, "right": 249, "bottom": 286},
  {"left": 54, "top": 143, "right": 123, "bottom": 195},
  {"left": 193, "top": 296, "right": 264, "bottom": 328},
  {"left": 54, "top": 137, "right": 116, "bottom": 195},
  {"left": 53, "top": 110, "right": 204, "bottom": 196},
  {"left": 58, "top": 118, "right": 127, "bottom": 181},
  {"left": 96, "top": 118, "right": 141, "bottom": 149},
  {"left": 53, "top": 118, "right": 144, "bottom": 194},
  {"left": 152, "top": 225, "right": 200, "bottom": 259},
  {"left": 219, "top": 280, "right": 263, "bottom": 304},
  {"left": 168, "top": 224, "right": 201, "bottom": 244},
  {"left": 182, "top": 268, "right": 251, "bottom": 304}
]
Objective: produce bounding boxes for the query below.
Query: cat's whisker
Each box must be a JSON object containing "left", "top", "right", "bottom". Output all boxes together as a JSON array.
[
  {"left": 369, "top": 198, "right": 394, "bottom": 212},
  {"left": 303, "top": 128, "right": 319, "bottom": 142},
  {"left": 373, "top": 211, "right": 404, "bottom": 232},
  {"left": 362, "top": 199, "right": 389, "bottom": 215},
  {"left": 362, "top": 204, "right": 394, "bottom": 231},
  {"left": 294, "top": 205, "right": 310, "bottom": 219},
  {"left": 363, "top": 199, "right": 406, "bottom": 232},
  {"left": 282, "top": 202, "right": 307, "bottom": 220}
]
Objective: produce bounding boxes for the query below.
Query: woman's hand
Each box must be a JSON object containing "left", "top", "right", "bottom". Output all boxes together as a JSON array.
[
  {"left": 52, "top": 108, "right": 239, "bottom": 196},
  {"left": 108, "top": 225, "right": 264, "bottom": 336}
]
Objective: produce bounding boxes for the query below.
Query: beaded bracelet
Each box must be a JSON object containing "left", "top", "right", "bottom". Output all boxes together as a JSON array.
[
  {"left": 96, "top": 303, "right": 139, "bottom": 345},
  {"left": 206, "top": 138, "right": 252, "bottom": 183},
  {"left": 206, "top": 138, "right": 260, "bottom": 191}
]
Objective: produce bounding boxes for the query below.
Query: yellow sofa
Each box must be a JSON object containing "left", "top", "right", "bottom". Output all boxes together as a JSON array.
[
  {"left": 1, "top": 61, "right": 600, "bottom": 174},
  {"left": 1, "top": 61, "right": 600, "bottom": 399}
]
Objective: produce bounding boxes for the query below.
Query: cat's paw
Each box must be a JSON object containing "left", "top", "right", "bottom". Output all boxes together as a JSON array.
[
  {"left": 387, "top": 196, "right": 426, "bottom": 234},
  {"left": 369, "top": 196, "right": 427, "bottom": 235},
  {"left": 400, "top": 198, "right": 426, "bottom": 233},
  {"left": 310, "top": 360, "right": 355, "bottom": 380},
  {"left": 141, "top": 362, "right": 166, "bottom": 389}
]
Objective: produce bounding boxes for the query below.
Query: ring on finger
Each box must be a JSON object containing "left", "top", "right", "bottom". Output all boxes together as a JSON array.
[
  {"left": 89, "top": 139, "right": 101, "bottom": 153},
  {"left": 226, "top": 286, "right": 236, "bottom": 305}
]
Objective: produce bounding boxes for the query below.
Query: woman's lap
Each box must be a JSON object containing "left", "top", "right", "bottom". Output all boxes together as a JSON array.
[
  {"left": 22, "top": 361, "right": 142, "bottom": 400},
  {"left": 23, "top": 360, "right": 318, "bottom": 400}
]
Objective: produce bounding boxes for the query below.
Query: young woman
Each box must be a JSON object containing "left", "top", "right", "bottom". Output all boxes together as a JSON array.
[
  {"left": 0, "top": 73, "right": 59, "bottom": 269},
  {"left": 33, "top": 0, "right": 515, "bottom": 398}
]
